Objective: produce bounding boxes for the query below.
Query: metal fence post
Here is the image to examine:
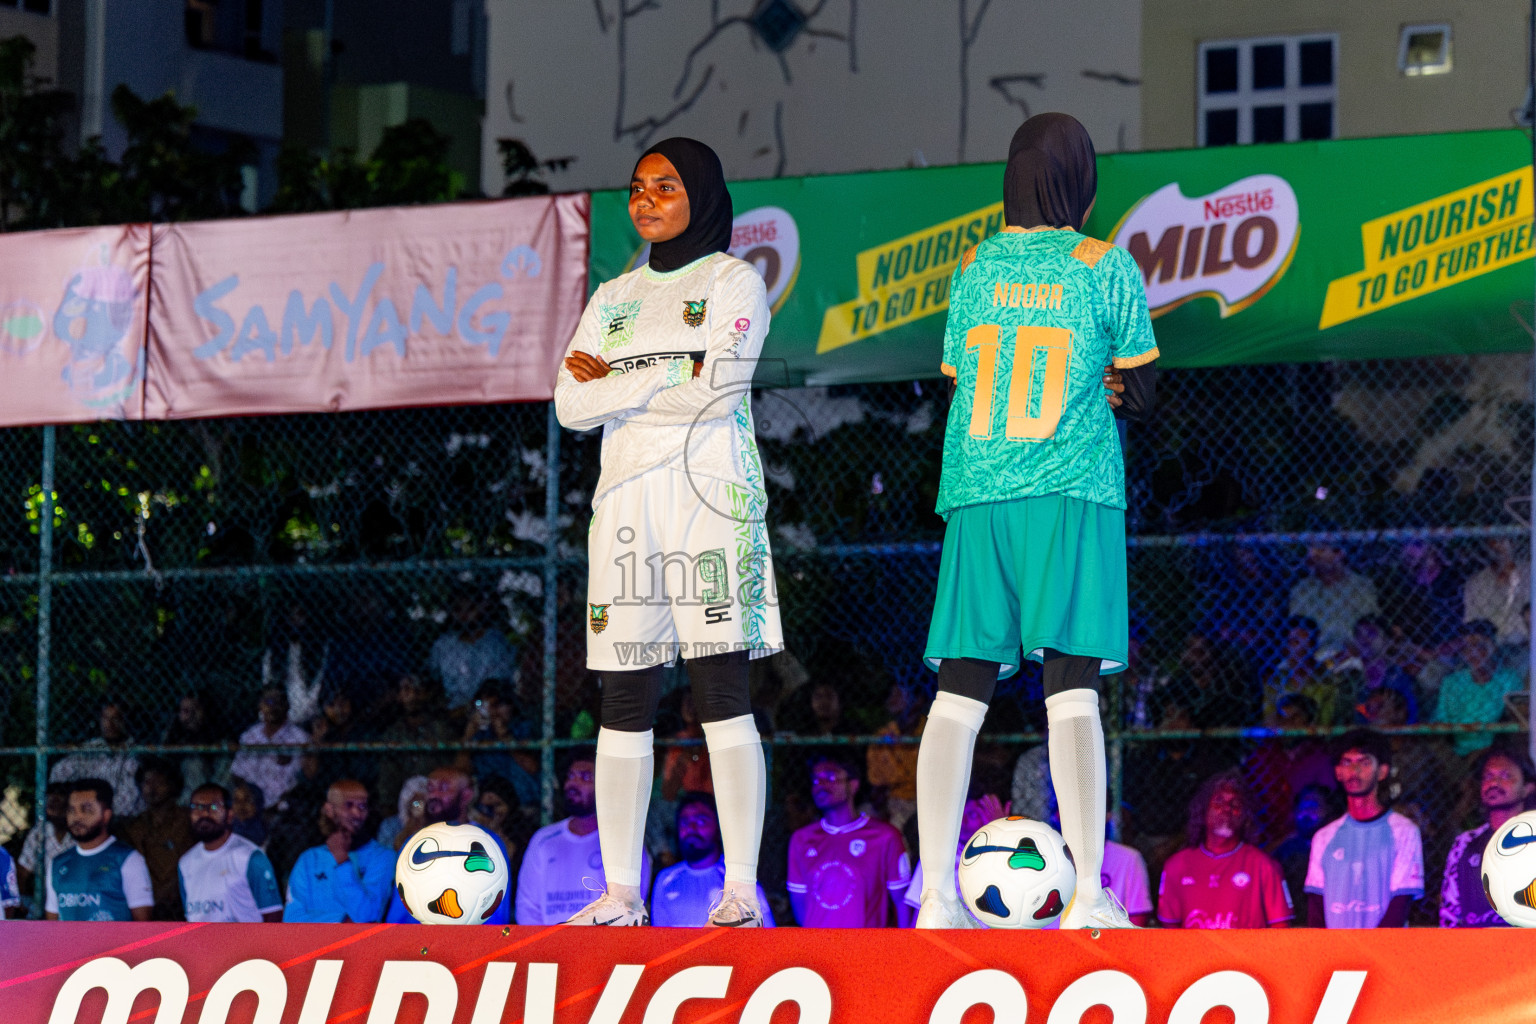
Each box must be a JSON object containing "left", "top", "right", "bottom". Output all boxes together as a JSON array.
[
  {"left": 542, "top": 404, "right": 561, "bottom": 825},
  {"left": 33, "top": 424, "right": 55, "bottom": 907}
]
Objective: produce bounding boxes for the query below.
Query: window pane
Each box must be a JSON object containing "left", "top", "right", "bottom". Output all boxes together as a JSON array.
[
  {"left": 1252, "top": 44, "right": 1285, "bottom": 89},
  {"left": 1299, "top": 101, "right": 1333, "bottom": 140},
  {"left": 1299, "top": 40, "right": 1333, "bottom": 86},
  {"left": 1206, "top": 48, "right": 1239, "bottom": 93},
  {"left": 1252, "top": 105, "right": 1285, "bottom": 143},
  {"left": 1205, "top": 108, "right": 1239, "bottom": 146}
]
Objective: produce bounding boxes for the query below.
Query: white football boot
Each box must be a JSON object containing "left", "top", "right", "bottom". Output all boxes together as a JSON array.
[
  {"left": 706, "top": 886, "right": 766, "bottom": 928},
  {"left": 916, "top": 888, "right": 982, "bottom": 929},
  {"left": 565, "top": 890, "right": 649, "bottom": 926},
  {"left": 1059, "top": 888, "right": 1137, "bottom": 930}
]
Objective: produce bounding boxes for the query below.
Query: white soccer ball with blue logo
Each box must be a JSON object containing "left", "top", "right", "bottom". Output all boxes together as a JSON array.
[
  {"left": 956, "top": 816, "right": 1076, "bottom": 929},
  {"left": 1482, "top": 810, "right": 1536, "bottom": 927},
  {"left": 395, "top": 822, "right": 509, "bottom": 925}
]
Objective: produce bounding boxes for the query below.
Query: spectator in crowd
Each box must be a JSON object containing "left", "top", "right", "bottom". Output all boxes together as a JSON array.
[
  {"left": 459, "top": 678, "right": 539, "bottom": 809},
  {"left": 378, "top": 775, "right": 428, "bottom": 851},
  {"left": 1243, "top": 693, "right": 1334, "bottom": 846},
  {"left": 517, "top": 753, "right": 648, "bottom": 924},
  {"left": 308, "top": 687, "right": 377, "bottom": 788},
  {"left": 1271, "top": 784, "right": 1333, "bottom": 913},
  {"left": 18, "top": 782, "right": 73, "bottom": 900},
  {"left": 661, "top": 690, "right": 713, "bottom": 801},
  {"left": 1331, "top": 616, "right": 1420, "bottom": 720},
  {"left": 1261, "top": 618, "right": 1334, "bottom": 726},
  {"left": 780, "top": 680, "right": 851, "bottom": 738},
  {"left": 1498, "top": 604, "right": 1530, "bottom": 680},
  {"left": 1360, "top": 686, "right": 1457, "bottom": 832},
  {"left": 230, "top": 687, "right": 310, "bottom": 807},
  {"left": 117, "top": 757, "right": 195, "bottom": 921},
  {"left": 430, "top": 589, "right": 517, "bottom": 710},
  {"left": 650, "top": 792, "right": 776, "bottom": 927},
  {"left": 787, "top": 752, "right": 913, "bottom": 928},
  {"left": 389, "top": 766, "right": 513, "bottom": 924},
  {"left": 866, "top": 682, "right": 923, "bottom": 829},
  {"left": 326, "top": 588, "right": 412, "bottom": 723},
  {"left": 748, "top": 650, "right": 810, "bottom": 734},
  {"left": 228, "top": 778, "right": 269, "bottom": 847},
  {"left": 178, "top": 783, "right": 283, "bottom": 923},
  {"left": 468, "top": 774, "right": 527, "bottom": 865},
  {"left": 284, "top": 779, "right": 394, "bottom": 923},
  {"left": 1305, "top": 730, "right": 1424, "bottom": 928},
  {"left": 1011, "top": 743, "right": 1051, "bottom": 822},
  {"left": 50, "top": 698, "right": 143, "bottom": 816},
  {"left": 1203, "top": 544, "right": 1286, "bottom": 659},
  {"left": 1433, "top": 619, "right": 1523, "bottom": 757},
  {"left": 266, "top": 601, "right": 331, "bottom": 727},
  {"left": 161, "top": 691, "right": 231, "bottom": 801},
  {"left": 1380, "top": 541, "right": 1464, "bottom": 650},
  {"left": 0, "top": 844, "right": 20, "bottom": 918},
  {"left": 376, "top": 673, "right": 456, "bottom": 813},
  {"left": 46, "top": 779, "right": 153, "bottom": 922},
  {"left": 1157, "top": 771, "right": 1293, "bottom": 929},
  {"left": 1121, "top": 697, "right": 1232, "bottom": 861},
  {"left": 1160, "top": 631, "right": 1254, "bottom": 729},
  {"left": 1463, "top": 538, "right": 1529, "bottom": 646},
  {"left": 1289, "top": 544, "right": 1379, "bottom": 656},
  {"left": 1440, "top": 746, "right": 1536, "bottom": 927}
]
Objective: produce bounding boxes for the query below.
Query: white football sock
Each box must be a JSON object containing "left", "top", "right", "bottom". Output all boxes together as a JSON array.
[
  {"left": 701, "top": 714, "right": 765, "bottom": 887},
  {"left": 1046, "top": 688, "right": 1106, "bottom": 905},
  {"left": 595, "top": 726, "right": 653, "bottom": 890},
  {"left": 917, "top": 691, "right": 988, "bottom": 898}
]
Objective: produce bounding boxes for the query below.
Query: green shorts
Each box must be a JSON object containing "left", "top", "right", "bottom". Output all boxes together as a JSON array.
[{"left": 924, "top": 493, "right": 1128, "bottom": 677}]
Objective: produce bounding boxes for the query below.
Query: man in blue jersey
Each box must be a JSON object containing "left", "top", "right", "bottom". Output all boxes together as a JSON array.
[
  {"left": 46, "top": 779, "right": 154, "bottom": 921},
  {"left": 0, "top": 844, "right": 21, "bottom": 918},
  {"left": 285, "top": 779, "right": 395, "bottom": 922},
  {"left": 650, "top": 792, "right": 775, "bottom": 927},
  {"left": 179, "top": 783, "right": 283, "bottom": 922},
  {"left": 915, "top": 113, "right": 1158, "bottom": 930}
]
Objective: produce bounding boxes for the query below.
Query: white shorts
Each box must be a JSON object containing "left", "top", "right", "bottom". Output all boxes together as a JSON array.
[{"left": 585, "top": 468, "right": 784, "bottom": 671}]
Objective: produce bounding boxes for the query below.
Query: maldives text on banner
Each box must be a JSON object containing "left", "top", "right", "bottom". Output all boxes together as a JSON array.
[
  {"left": 12, "top": 922, "right": 1536, "bottom": 1024},
  {"left": 144, "top": 193, "right": 590, "bottom": 418},
  {"left": 0, "top": 225, "right": 150, "bottom": 428},
  {"left": 589, "top": 129, "right": 1535, "bottom": 383}
]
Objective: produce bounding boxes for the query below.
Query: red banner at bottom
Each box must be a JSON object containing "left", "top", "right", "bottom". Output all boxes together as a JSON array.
[{"left": 3, "top": 922, "right": 1534, "bottom": 1024}]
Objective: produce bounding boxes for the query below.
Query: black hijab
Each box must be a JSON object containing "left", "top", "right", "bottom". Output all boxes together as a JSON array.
[
  {"left": 635, "top": 137, "right": 733, "bottom": 273},
  {"left": 1002, "top": 113, "right": 1097, "bottom": 230}
]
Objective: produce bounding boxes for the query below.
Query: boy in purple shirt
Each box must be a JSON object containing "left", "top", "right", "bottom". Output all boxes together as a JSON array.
[{"left": 787, "top": 753, "right": 912, "bottom": 927}]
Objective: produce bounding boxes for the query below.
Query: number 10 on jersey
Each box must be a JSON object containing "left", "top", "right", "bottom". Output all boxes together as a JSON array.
[{"left": 965, "top": 324, "right": 1074, "bottom": 442}]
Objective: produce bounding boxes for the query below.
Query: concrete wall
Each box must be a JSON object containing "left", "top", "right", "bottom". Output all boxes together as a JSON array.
[
  {"left": 1142, "top": 0, "right": 1529, "bottom": 149},
  {"left": 482, "top": 0, "right": 1143, "bottom": 194}
]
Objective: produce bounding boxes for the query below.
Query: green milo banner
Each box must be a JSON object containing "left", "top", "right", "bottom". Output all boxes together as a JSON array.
[{"left": 588, "top": 130, "right": 1534, "bottom": 382}]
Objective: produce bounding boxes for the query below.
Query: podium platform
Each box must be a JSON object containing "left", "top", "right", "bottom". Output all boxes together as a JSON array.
[{"left": 5, "top": 921, "right": 1530, "bottom": 1024}]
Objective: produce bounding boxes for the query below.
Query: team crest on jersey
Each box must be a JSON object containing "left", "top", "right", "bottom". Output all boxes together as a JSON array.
[
  {"left": 682, "top": 299, "right": 707, "bottom": 327},
  {"left": 589, "top": 604, "right": 610, "bottom": 634},
  {"left": 599, "top": 301, "right": 642, "bottom": 351}
]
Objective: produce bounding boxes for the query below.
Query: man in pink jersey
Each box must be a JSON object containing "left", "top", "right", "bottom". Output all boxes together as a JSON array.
[
  {"left": 787, "top": 752, "right": 913, "bottom": 927},
  {"left": 1157, "top": 770, "right": 1292, "bottom": 929}
]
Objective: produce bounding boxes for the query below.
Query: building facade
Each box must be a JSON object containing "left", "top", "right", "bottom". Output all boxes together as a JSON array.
[
  {"left": 1142, "top": 0, "right": 1530, "bottom": 149},
  {"left": 481, "top": 0, "right": 1144, "bottom": 193}
]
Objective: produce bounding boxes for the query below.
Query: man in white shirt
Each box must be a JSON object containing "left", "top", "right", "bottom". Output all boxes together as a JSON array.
[
  {"left": 428, "top": 589, "right": 517, "bottom": 710},
  {"left": 49, "top": 700, "right": 143, "bottom": 816},
  {"left": 178, "top": 783, "right": 283, "bottom": 923},
  {"left": 1464, "top": 538, "right": 1530, "bottom": 645},
  {"left": 651, "top": 792, "right": 775, "bottom": 927},
  {"left": 230, "top": 687, "right": 310, "bottom": 807},
  {"left": 516, "top": 754, "right": 651, "bottom": 924},
  {"left": 1288, "top": 544, "right": 1379, "bottom": 655}
]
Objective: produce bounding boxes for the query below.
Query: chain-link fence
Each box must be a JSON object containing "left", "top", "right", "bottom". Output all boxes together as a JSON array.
[{"left": 1, "top": 352, "right": 1531, "bottom": 925}]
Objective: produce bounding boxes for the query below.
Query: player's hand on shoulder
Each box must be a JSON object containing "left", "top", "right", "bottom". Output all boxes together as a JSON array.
[
  {"left": 566, "top": 351, "right": 612, "bottom": 382},
  {"left": 1103, "top": 364, "right": 1124, "bottom": 408}
]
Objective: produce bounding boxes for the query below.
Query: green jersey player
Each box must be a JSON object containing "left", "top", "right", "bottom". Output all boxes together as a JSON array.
[{"left": 915, "top": 113, "right": 1158, "bottom": 930}]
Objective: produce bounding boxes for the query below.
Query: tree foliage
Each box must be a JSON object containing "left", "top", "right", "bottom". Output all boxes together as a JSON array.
[{"left": 268, "top": 118, "right": 464, "bottom": 213}]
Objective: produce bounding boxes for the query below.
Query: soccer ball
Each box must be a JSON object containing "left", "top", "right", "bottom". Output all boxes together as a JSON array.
[
  {"left": 956, "top": 816, "right": 1076, "bottom": 929},
  {"left": 395, "top": 822, "right": 509, "bottom": 925},
  {"left": 1482, "top": 810, "right": 1536, "bottom": 927}
]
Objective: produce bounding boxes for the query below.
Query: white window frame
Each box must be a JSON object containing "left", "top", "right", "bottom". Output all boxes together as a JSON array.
[
  {"left": 1198, "top": 34, "right": 1339, "bottom": 146},
  {"left": 1399, "top": 23, "right": 1452, "bottom": 76}
]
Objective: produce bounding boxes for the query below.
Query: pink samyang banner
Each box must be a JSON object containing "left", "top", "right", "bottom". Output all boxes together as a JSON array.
[
  {"left": 0, "top": 225, "right": 150, "bottom": 427},
  {"left": 144, "top": 193, "right": 589, "bottom": 418}
]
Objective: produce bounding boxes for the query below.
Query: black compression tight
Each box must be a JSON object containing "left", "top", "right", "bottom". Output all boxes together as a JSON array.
[
  {"left": 936, "top": 649, "right": 1103, "bottom": 705},
  {"left": 600, "top": 649, "right": 752, "bottom": 731}
]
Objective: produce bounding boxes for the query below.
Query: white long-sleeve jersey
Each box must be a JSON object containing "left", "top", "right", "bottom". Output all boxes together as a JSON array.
[{"left": 554, "top": 252, "right": 770, "bottom": 507}]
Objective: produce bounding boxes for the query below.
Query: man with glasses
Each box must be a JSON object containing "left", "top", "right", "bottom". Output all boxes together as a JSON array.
[
  {"left": 178, "top": 783, "right": 283, "bottom": 922},
  {"left": 517, "top": 752, "right": 651, "bottom": 924},
  {"left": 285, "top": 779, "right": 394, "bottom": 922},
  {"left": 787, "top": 753, "right": 913, "bottom": 928},
  {"left": 385, "top": 765, "right": 514, "bottom": 924}
]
